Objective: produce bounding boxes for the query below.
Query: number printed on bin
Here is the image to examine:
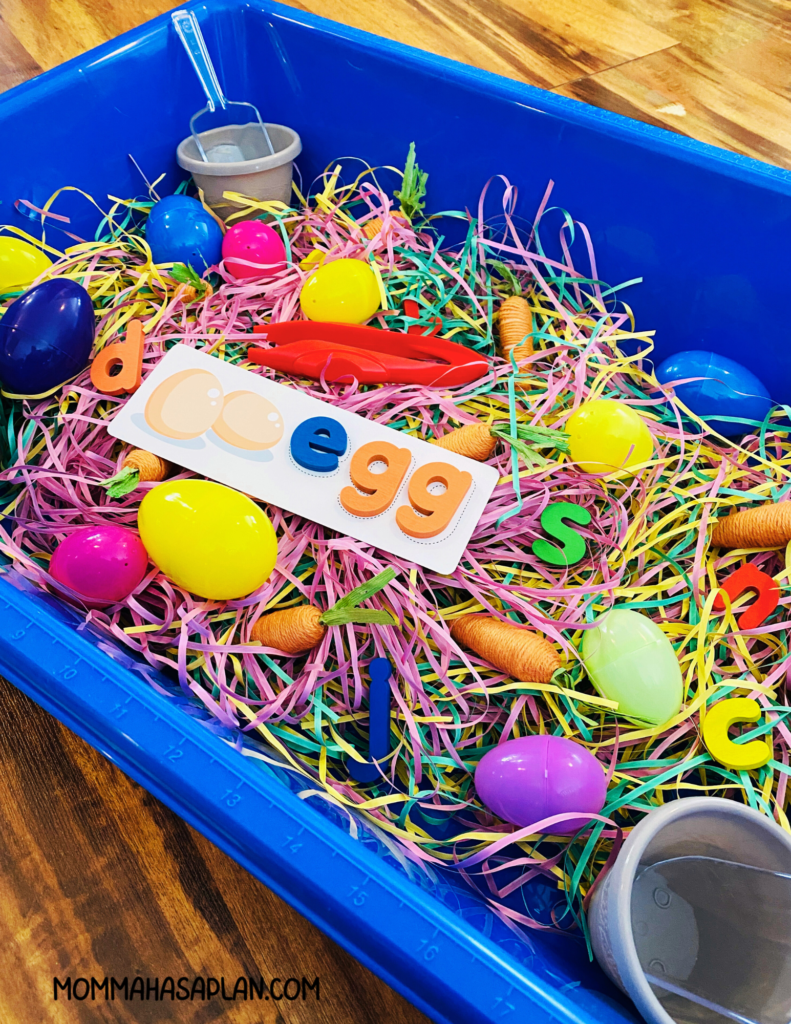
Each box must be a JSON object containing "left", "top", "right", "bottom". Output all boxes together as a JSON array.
[{"left": 108, "top": 344, "right": 498, "bottom": 573}]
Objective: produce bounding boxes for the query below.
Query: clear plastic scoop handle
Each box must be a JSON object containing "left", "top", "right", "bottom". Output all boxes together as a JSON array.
[{"left": 172, "top": 10, "right": 226, "bottom": 113}]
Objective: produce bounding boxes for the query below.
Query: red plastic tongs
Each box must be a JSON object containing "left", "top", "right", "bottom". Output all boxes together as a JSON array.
[{"left": 247, "top": 300, "right": 489, "bottom": 386}]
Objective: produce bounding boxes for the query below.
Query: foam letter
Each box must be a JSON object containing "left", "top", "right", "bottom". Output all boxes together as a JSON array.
[
  {"left": 349, "top": 658, "right": 393, "bottom": 783},
  {"left": 713, "top": 562, "right": 779, "bottom": 630},
  {"left": 90, "top": 319, "right": 144, "bottom": 395},
  {"left": 702, "top": 696, "right": 771, "bottom": 770},
  {"left": 532, "top": 501, "right": 592, "bottom": 566},
  {"left": 340, "top": 440, "right": 411, "bottom": 517},
  {"left": 396, "top": 461, "right": 472, "bottom": 539},
  {"left": 291, "top": 415, "right": 348, "bottom": 472}
]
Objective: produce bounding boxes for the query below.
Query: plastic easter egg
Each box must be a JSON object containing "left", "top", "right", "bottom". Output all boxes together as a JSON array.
[
  {"left": 582, "top": 608, "right": 683, "bottom": 726},
  {"left": 656, "top": 350, "right": 772, "bottom": 437},
  {"left": 475, "top": 735, "right": 607, "bottom": 834},
  {"left": 222, "top": 221, "right": 286, "bottom": 279},
  {"left": 146, "top": 195, "right": 223, "bottom": 274},
  {"left": 145, "top": 368, "right": 224, "bottom": 439},
  {"left": 50, "top": 525, "right": 148, "bottom": 606},
  {"left": 0, "top": 278, "right": 94, "bottom": 397},
  {"left": 212, "top": 391, "right": 284, "bottom": 450},
  {"left": 138, "top": 480, "right": 277, "bottom": 600},
  {"left": 300, "top": 258, "right": 380, "bottom": 323},
  {"left": 0, "top": 236, "right": 52, "bottom": 292},
  {"left": 567, "top": 399, "right": 653, "bottom": 475}
]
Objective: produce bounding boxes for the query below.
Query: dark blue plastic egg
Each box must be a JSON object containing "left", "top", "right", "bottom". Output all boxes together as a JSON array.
[
  {"left": 656, "top": 350, "right": 772, "bottom": 437},
  {"left": 145, "top": 195, "right": 223, "bottom": 274},
  {"left": 0, "top": 278, "right": 94, "bottom": 397}
]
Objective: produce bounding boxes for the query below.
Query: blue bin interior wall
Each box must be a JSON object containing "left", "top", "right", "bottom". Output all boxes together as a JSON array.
[
  {"left": 5, "top": 0, "right": 791, "bottom": 397},
  {"left": 1, "top": 2, "right": 788, "bottom": 1021}
]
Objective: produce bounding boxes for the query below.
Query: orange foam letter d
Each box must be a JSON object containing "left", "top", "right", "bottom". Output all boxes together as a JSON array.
[
  {"left": 396, "top": 462, "right": 472, "bottom": 539},
  {"left": 340, "top": 441, "right": 411, "bottom": 517},
  {"left": 90, "top": 319, "right": 145, "bottom": 395}
]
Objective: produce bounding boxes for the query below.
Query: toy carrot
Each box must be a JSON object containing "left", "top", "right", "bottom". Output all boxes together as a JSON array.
[
  {"left": 432, "top": 422, "right": 569, "bottom": 467},
  {"left": 498, "top": 294, "right": 533, "bottom": 361},
  {"left": 362, "top": 213, "right": 405, "bottom": 240},
  {"left": 100, "top": 449, "right": 170, "bottom": 498},
  {"left": 251, "top": 568, "right": 397, "bottom": 655},
  {"left": 169, "top": 262, "right": 213, "bottom": 302},
  {"left": 451, "top": 613, "right": 561, "bottom": 683},
  {"left": 712, "top": 500, "right": 791, "bottom": 549}
]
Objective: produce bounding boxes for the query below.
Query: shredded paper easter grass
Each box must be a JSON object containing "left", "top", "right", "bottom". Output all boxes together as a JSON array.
[{"left": 2, "top": 155, "right": 791, "bottom": 947}]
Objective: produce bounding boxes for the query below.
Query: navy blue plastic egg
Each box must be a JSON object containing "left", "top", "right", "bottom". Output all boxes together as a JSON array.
[
  {"left": 145, "top": 195, "right": 223, "bottom": 273},
  {"left": 656, "top": 350, "right": 772, "bottom": 437},
  {"left": 0, "top": 278, "right": 94, "bottom": 397}
]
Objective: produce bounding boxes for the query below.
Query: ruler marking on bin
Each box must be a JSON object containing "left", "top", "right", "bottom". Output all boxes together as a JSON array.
[{"left": 0, "top": 570, "right": 625, "bottom": 1024}]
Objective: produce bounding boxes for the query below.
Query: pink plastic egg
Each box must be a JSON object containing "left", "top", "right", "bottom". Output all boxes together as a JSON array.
[
  {"left": 221, "top": 221, "right": 286, "bottom": 279},
  {"left": 50, "top": 525, "right": 149, "bottom": 606},
  {"left": 475, "top": 735, "right": 607, "bottom": 834}
]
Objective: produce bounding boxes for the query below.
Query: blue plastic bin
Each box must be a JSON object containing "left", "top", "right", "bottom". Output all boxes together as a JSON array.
[{"left": 1, "top": 3, "right": 790, "bottom": 1022}]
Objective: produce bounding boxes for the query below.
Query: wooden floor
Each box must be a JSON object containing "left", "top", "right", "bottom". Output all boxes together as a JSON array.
[
  {"left": 1, "top": 0, "right": 790, "bottom": 165},
  {"left": 0, "top": 0, "right": 789, "bottom": 1021}
]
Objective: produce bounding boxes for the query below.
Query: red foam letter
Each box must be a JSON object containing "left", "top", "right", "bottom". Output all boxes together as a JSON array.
[{"left": 713, "top": 562, "right": 779, "bottom": 630}]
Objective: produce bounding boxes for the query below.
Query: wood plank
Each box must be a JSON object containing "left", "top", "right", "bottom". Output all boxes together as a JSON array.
[
  {"left": 0, "top": 0, "right": 677, "bottom": 89},
  {"left": 0, "top": 13, "right": 41, "bottom": 90},
  {"left": 292, "top": 0, "right": 678, "bottom": 88},
  {"left": 596, "top": 0, "right": 791, "bottom": 54},
  {"left": 0, "top": 0, "right": 180, "bottom": 70},
  {"left": 554, "top": 42, "right": 791, "bottom": 167},
  {"left": 0, "top": 678, "right": 429, "bottom": 1024}
]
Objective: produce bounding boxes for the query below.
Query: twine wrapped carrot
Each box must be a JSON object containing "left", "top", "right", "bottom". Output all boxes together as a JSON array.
[
  {"left": 498, "top": 294, "right": 533, "bottom": 361},
  {"left": 451, "top": 613, "right": 562, "bottom": 683},
  {"left": 100, "top": 449, "right": 170, "bottom": 498},
  {"left": 251, "top": 568, "right": 396, "bottom": 655},
  {"left": 712, "top": 500, "right": 791, "bottom": 549},
  {"left": 432, "top": 422, "right": 569, "bottom": 467}
]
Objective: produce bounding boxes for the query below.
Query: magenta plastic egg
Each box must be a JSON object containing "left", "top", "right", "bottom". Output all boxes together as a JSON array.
[
  {"left": 475, "top": 735, "right": 607, "bottom": 834},
  {"left": 221, "top": 221, "right": 286, "bottom": 279},
  {"left": 50, "top": 525, "right": 149, "bottom": 605}
]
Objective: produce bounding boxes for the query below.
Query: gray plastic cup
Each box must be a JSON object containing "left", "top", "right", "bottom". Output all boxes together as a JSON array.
[
  {"left": 589, "top": 797, "right": 791, "bottom": 1024},
  {"left": 176, "top": 122, "right": 301, "bottom": 221}
]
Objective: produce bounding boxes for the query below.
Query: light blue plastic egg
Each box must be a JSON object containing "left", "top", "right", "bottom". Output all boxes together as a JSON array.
[
  {"left": 656, "top": 350, "right": 772, "bottom": 437},
  {"left": 145, "top": 195, "right": 223, "bottom": 274}
]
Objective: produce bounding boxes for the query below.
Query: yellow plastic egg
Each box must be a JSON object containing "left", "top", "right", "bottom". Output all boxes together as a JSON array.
[
  {"left": 567, "top": 399, "right": 653, "bottom": 475},
  {"left": 138, "top": 480, "right": 277, "bottom": 600},
  {"left": 299, "top": 258, "right": 380, "bottom": 323},
  {"left": 0, "top": 236, "right": 52, "bottom": 292}
]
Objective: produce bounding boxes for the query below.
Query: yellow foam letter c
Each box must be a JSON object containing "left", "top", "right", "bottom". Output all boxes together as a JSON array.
[{"left": 702, "top": 697, "right": 771, "bottom": 771}]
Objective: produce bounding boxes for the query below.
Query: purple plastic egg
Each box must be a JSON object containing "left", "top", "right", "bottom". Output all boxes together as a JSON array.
[
  {"left": 50, "top": 525, "right": 149, "bottom": 606},
  {"left": 475, "top": 735, "right": 607, "bottom": 834}
]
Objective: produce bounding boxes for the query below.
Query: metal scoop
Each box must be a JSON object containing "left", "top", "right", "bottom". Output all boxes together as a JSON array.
[{"left": 172, "top": 10, "right": 274, "bottom": 163}]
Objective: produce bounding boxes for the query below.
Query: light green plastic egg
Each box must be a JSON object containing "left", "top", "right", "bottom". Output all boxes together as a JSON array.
[{"left": 581, "top": 608, "right": 683, "bottom": 726}]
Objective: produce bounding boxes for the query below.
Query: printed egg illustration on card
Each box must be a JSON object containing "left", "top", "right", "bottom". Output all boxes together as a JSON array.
[
  {"left": 213, "top": 391, "right": 284, "bottom": 450},
  {"left": 143, "top": 368, "right": 284, "bottom": 452},
  {"left": 145, "top": 368, "right": 224, "bottom": 439}
]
